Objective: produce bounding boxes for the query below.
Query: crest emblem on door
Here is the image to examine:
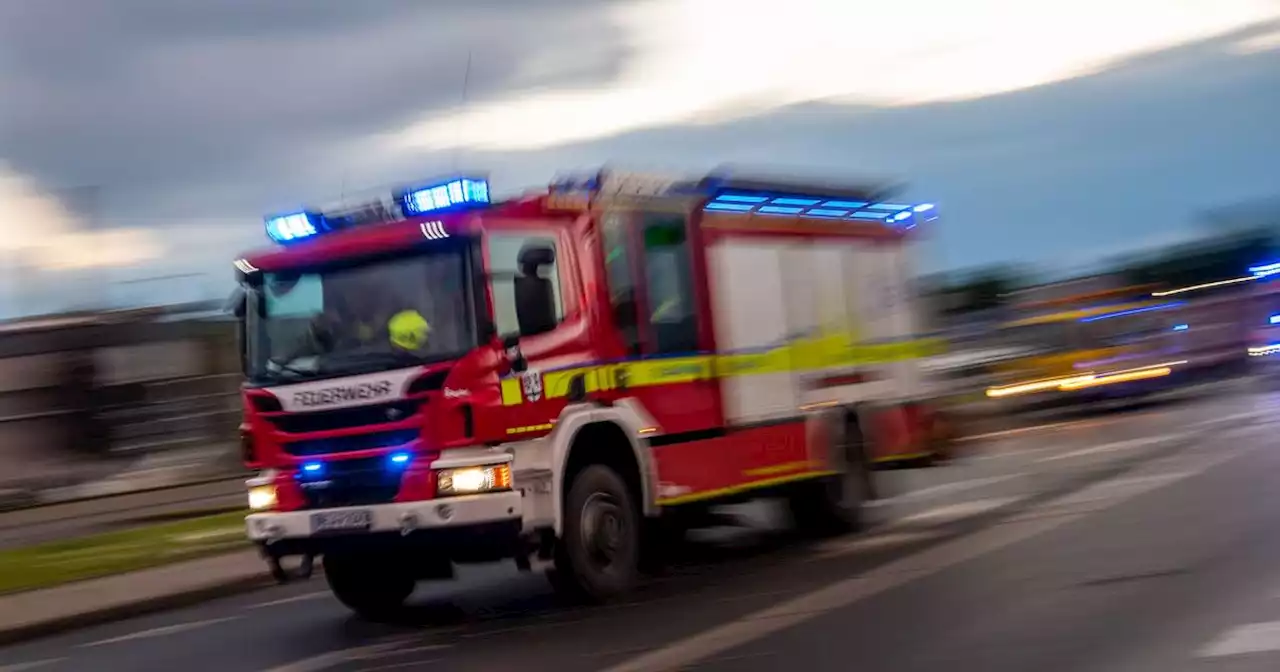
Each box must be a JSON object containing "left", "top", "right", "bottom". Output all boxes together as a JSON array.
[{"left": 521, "top": 371, "right": 544, "bottom": 402}]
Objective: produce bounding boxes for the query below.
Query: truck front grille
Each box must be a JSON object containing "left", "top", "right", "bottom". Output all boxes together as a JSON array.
[
  {"left": 283, "top": 430, "right": 418, "bottom": 457},
  {"left": 265, "top": 399, "right": 426, "bottom": 434},
  {"left": 296, "top": 456, "right": 405, "bottom": 509}
]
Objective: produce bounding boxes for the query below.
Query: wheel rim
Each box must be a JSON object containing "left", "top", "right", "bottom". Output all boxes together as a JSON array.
[{"left": 580, "top": 492, "right": 627, "bottom": 569}]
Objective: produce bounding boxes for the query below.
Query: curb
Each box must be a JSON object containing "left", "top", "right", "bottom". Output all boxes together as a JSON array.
[
  {"left": 0, "top": 474, "right": 247, "bottom": 514},
  {"left": 0, "top": 572, "right": 277, "bottom": 647}
]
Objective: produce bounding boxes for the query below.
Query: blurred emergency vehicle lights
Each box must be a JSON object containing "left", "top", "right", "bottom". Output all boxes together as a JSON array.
[
  {"left": 398, "top": 177, "right": 490, "bottom": 216},
  {"left": 1270, "top": 315, "right": 1280, "bottom": 325},
  {"left": 264, "top": 211, "right": 323, "bottom": 244},
  {"left": 704, "top": 190, "right": 936, "bottom": 227},
  {"left": 1250, "top": 262, "right": 1280, "bottom": 278}
]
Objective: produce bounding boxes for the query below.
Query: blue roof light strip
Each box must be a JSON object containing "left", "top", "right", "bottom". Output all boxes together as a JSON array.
[{"left": 702, "top": 190, "right": 936, "bottom": 227}]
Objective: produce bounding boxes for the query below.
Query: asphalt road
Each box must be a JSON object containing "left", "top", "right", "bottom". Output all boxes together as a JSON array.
[{"left": 0, "top": 388, "right": 1275, "bottom": 672}]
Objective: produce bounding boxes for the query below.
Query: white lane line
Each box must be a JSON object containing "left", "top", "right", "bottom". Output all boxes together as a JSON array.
[
  {"left": 877, "top": 474, "right": 1026, "bottom": 504},
  {"left": 78, "top": 616, "right": 240, "bottom": 648},
  {"left": 347, "top": 644, "right": 454, "bottom": 660},
  {"left": 0, "top": 660, "right": 65, "bottom": 672},
  {"left": 808, "top": 530, "right": 940, "bottom": 562},
  {"left": 603, "top": 442, "right": 1252, "bottom": 672},
  {"left": 246, "top": 591, "right": 330, "bottom": 610},
  {"left": 350, "top": 661, "right": 444, "bottom": 672},
  {"left": 264, "top": 642, "right": 413, "bottom": 672},
  {"left": 1035, "top": 435, "right": 1178, "bottom": 464},
  {"left": 896, "top": 498, "right": 1019, "bottom": 527},
  {"left": 1199, "top": 621, "right": 1280, "bottom": 657},
  {"left": 957, "top": 419, "right": 1093, "bottom": 443}
]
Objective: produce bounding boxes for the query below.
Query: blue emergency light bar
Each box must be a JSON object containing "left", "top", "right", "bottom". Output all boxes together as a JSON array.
[
  {"left": 397, "top": 177, "right": 490, "bottom": 216},
  {"left": 264, "top": 211, "right": 325, "bottom": 245},
  {"left": 703, "top": 190, "right": 936, "bottom": 228},
  {"left": 264, "top": 176, "right": 492, "bottom": 245}
]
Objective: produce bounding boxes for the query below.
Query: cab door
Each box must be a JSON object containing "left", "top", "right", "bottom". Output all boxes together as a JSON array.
[{"left": 601, "top": 208, "right": 722, "bottom": 436}]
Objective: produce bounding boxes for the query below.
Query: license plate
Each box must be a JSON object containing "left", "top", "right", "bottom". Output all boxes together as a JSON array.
[{"left": 310, "top": 510, "right": 372, "bottom": 534}]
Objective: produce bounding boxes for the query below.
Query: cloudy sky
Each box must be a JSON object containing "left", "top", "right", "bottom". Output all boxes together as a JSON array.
[{"left": 0, "top": 0, "right": 1278, "bottom": 316}]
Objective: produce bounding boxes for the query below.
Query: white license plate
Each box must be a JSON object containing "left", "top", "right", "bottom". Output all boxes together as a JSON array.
[{"left": 310, "top": 510, "right": 372, "bottom": 534}]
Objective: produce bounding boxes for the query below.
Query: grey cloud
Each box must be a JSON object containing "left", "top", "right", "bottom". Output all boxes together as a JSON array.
[{"left": 0, "top": 0, "right": 629, "bottom": 207}]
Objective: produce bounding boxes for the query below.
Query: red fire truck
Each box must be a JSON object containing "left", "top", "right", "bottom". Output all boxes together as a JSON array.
[{"left": 232, "top": 169, "right": 949, "bottom": 618}]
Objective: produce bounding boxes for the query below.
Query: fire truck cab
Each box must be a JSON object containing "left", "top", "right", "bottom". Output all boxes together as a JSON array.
[{"left": 233, "top": 169, "right": 948, "bottom": 618}]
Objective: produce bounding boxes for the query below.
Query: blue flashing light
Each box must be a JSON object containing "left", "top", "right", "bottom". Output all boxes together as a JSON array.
[
  {"left": 388, "top": 452, "right": 411, "bottom": 468},
  {"left": 1251, "top": 262, "right": 1280, "bottom": 277},
  {"left": 301, "top": 461, "right": 324, "bottom": 476},
  {"left": 1079, "top": 301, "right": 1184, "bottom": 323},
  {"left": 705, "top": 202, "right": 755, "bottom": 212},
  {"left": 716, "top": 194, "right": 769, "bottom": 204},
  {"left": 398, "top": 177, "right": 490, "bottom": 216},
  {"left": 1269, "top": 314, "right": 1280, "bottom": 325},
  {"left": 702, "top": 189, "right": 934, "bottom": 227},
  {"left": 265, "top": 211, "right": 324, "bottom": 244},
  {"left": 1173, "top": 324, "right": 1189, "bottom": 331}
]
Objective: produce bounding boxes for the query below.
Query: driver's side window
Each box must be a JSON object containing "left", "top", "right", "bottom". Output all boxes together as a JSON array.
[{"left": 488, "top": 234, "right": 564, "bottom": 337}]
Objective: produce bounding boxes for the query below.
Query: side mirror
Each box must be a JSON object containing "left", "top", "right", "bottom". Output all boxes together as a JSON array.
[
  {"left": 227, "top": 288, "right": 248, "bottom": 374},
  {"left": 478, "top": 318, "right": 497, "bottom": 344},
  {"left": 513, "top": 243, "right": 558, "bottom": 338},
  {"left": 517, "top": 244, "right": 556, "bottom": 271},
  {"left": 501, "top": 334, "right": 528, "bottom": 373}
]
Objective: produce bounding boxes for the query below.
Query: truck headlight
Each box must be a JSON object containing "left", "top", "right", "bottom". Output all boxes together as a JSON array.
[
  {"left": 437, "top": 464, "right": 512, "bottom": 496},
  {"left": 248, "top": 484, "right": 278, "bottom": 511}
]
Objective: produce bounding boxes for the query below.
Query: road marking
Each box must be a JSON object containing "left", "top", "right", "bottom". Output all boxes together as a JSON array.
[
  {"left": 347, "top": 644, "right": 453, "bottom": 660},
  {"left": 350, "top": 661, "right": 443, "bottom": 672},
  {"left": 896, "top": 497, "right": 1018, "bottom": 526},
  {"left": 603, "top": 442, "right": 1251, "bottom": 672},
  {"left": 264, "top": 642, "right": 413, "bottom": 672},
  {"left": 1036, "top": 435, "right": 1177, "bottom": 463},
  {"left": 877, "top": 474, "right": 1026, "bottom": 504},
  {"left": 1199, "top": 621, "right": 1280, "bottom": 657},
  {"left": 79, "top": 616, "right": 240, "bottom": 648},
  {"left": 809, "top": 530, "right": 939, "bottom": 561},
  {"left": 0, "top": 660, "right": 65, "bottom": 672},
  {"left": 246, "top": 591, "right": 329, "bottom": 610},
  {"left": 956, "top": 420, "right": 1084, "bottom": 443}
]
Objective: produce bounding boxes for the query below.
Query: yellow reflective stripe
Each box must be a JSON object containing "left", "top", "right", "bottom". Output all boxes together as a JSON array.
[
  {"left": 499, "top": 336, "right": 946, "bottom": 406},
  {"left": 656, "top": 470, "right": 839, "bottom": 506},
  {"left": 507, "top": 423, "right": 554, "bottom": 435},
  {"left": 500, "top": 378, "right": 523, "bottom": 405},
  {"left": 621, "top": 356, "right": 711, "bottom": 386}
]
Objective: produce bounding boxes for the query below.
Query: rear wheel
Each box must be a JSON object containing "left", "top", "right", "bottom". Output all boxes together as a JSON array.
[
  {"left": 553, "top": 465, "right": 641, "bottom": 601},
  {"left": 323, "top": 551, "right": 415, "bottom": 621},
  {"left": 789, "top": 417, "right": 871, "bottom": 536}
]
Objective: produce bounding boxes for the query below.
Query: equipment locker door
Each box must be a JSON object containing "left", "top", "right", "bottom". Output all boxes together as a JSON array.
[{"left": 602, "top": 209, "right": 722, "bottom": 436}]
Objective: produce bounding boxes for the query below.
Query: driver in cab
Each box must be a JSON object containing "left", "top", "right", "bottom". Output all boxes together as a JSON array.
[{"left": 307, "top": 289, "right": 430, "bottom": 355}]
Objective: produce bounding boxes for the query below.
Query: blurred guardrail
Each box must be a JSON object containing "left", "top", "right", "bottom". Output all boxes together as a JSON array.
[{"left": 0, "top": 303, "right": 243, "bottom": 508}]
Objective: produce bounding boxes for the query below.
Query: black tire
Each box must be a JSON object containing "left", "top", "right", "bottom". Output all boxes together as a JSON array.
[
  {"left": 323, "top": 551, "right": 415, "bottom": 620},
  {"left": 788, "top": 418, "right": 871, "bottom": 536},
  {"left": 553, "top": 464, "right": 642, "bottom": 601}
]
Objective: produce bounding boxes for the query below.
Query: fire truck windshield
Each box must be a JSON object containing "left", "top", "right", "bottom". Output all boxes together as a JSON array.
[{"left": 244, "top": 246, "right": 477, "bottom": 383}]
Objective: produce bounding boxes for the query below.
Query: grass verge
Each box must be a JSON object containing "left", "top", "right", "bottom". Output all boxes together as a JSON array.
[{"left": 0, "top": 510, "right": 249, "bottom": 595}]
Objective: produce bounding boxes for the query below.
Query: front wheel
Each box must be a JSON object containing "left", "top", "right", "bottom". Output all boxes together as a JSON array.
[
  {"left": 323, "top": 551, "right": 415, "bottom": 621},
  {"left": 553, "top": 465, "right": 641, "bottom": 602}
]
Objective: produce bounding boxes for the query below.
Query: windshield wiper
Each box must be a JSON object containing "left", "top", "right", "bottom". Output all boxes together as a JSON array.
[{"left": 263, "top": 358, "right": 315, "bottom": 380}]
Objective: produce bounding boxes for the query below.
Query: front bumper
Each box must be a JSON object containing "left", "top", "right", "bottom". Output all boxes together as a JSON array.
[{"left": 246, "top": 491, "right": 524, "bottom": 560}]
